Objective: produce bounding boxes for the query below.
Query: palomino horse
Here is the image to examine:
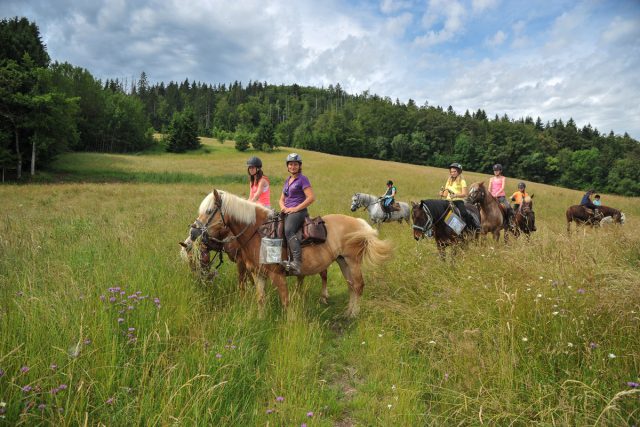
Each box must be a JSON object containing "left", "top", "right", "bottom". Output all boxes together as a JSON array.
[
  {"left": 186, "top": 189, "right": 393, "bottom": 317},
  {"left": 514, "top": 196, "right": 536, "bottom": 237},
  {"left": 350, "top": 193, "right": 411, "bottom": 225},
  {"left": 180, "top": 226, "right": 329, "bottom": 302},
  {"left": 467, "top": 182, "right": 510, "bottom": 241},
  {"left": 566, "top": 205, "right": 625, "bottom": 233},
  {"left": 411, "top": 199, "right": 479, "bottom": 258}
]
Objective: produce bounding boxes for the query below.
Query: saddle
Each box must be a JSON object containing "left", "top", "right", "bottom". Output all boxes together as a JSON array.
[
  {"left": 258, "top": 212, "right": 327, "bottom": 246},
  {"left": 380, "top": 200, "right": 401, "bottom": 213}
]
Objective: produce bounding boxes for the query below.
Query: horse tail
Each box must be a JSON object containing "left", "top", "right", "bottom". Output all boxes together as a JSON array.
[{"left": 344, "top": 218, "right": 394, "bottom": 266}]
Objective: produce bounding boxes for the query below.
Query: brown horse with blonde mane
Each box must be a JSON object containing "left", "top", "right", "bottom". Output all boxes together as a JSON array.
[
  {"left": 467, "top": 181, "right": 510, "bottom": 241},
  {"left": 183, "top": 189, "right": 393, "bottom": 317},
  {"left": 514, "top": 195, "right": 536, "bottom": 236}
]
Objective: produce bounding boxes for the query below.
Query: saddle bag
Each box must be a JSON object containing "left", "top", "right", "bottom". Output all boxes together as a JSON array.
[
  {"left": 302, "top": 216, "right": 327, "bottom": 244},
  {"left": 258, "top": 212, "right": 285, "bottom": 239}
]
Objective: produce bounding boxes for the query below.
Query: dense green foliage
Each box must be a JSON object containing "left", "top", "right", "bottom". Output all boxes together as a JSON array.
[
  {"left": 1, "top": 16, "right": 638, "bottom": 195},
  {"left": 165, "top": 108, "right": 200, "bottom": 153}
]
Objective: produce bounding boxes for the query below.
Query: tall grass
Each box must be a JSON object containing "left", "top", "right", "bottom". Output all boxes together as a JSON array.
[{"left": 1, "top": 138, "right": 638, "bottom": 425}]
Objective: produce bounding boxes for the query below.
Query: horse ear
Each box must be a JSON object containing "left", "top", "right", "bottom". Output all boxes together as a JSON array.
[
  {"left": 179, "top": 241, "right": 188, "bottom": 248},
  {"left": 411, "top": 201, "right": 417, "bottom": 207},
  {"left": 213, "top": 189, "right": 222, "bottom": 205},
  {"left": 530, "top": 194, "right": 534, "bottom": 199}
]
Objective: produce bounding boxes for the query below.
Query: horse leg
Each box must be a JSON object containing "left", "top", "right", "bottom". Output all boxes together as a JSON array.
[
  {"left": 254, "top": 272, "right": 266, "bottom": 305},
  {"left": 237, "top": 261, "right": 249, "bottom": 292},
  {"left": 319, "top": 269, "right": 329, "bottom": 305},
  {"left": 268, "top": 271, "right": 289, "bottom": 308},
  {"left": 336, "top": 257, "right": 362, "bottom": 317}
]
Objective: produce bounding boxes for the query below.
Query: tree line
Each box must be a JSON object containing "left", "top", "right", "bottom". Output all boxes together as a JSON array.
[{"left": 2, "top": 17, "right": 638, "bottom": 196}]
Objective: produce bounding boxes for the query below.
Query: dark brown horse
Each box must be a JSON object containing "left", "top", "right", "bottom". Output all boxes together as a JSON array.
[
  {"left": 514, "top": 196, "right": 536, "bottom": 236},
  {"left": 566, "top": 205, "right": 625, "bottom": 233},
  {"left": 467, "top": 181, "right": 510, "bottom": 241},
  {"left": 411, "top": 199, "right": 479, "bottom": 258}
]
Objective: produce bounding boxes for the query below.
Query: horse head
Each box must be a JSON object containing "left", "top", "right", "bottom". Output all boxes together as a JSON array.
[
  {"left": 467, "top": 182, "right": 486, "bottom": 204},
  {"left": 350, "top": 193, "right": 361, "bottom": 212},
  {"left": 411, "top": 201, "right": 433, "bottom": 240}
]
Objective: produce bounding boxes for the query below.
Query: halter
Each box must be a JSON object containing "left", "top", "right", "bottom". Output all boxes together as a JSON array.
[{"left": 352, "top": 193, "right": 381, "bottom": 210}]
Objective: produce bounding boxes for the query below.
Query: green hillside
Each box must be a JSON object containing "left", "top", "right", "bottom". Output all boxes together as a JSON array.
[{"left": 1, "top": 138, "right": 639, "bottom": 425}]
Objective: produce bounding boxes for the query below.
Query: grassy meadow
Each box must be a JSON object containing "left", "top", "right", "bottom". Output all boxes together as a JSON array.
[{"left": 1, "top": 137, "right": 639, "bottom": 425}]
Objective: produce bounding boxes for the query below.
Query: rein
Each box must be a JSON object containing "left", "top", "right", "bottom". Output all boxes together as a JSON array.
[{"left": 412, "top": 202, "right": 450, "bottom": 235}]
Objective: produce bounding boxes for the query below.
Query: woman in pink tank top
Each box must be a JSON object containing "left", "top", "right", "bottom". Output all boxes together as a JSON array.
[
  {"left": 489, "top": 163, "right": 506, "bottom": 204},
  {"left": 246, "top": 156, "right": 271, "bottom": 208}
]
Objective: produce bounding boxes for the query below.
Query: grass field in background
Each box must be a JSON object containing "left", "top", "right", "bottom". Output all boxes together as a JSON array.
[{"left": 1, "top": 137, "right": 639, "bottom": 425}]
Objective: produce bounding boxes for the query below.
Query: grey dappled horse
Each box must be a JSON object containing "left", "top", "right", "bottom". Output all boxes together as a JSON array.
[{"left": 350, "top": 192, "right": 410, "bottom": 225}]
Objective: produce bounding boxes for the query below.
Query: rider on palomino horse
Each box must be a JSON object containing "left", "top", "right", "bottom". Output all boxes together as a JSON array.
[
  {"left": 438, "top": 163, "right": 481, "bottom": 229},
  {"left": 510, "top": 182, "right": 536, "bottom": 231},
  {"left": 279, "top": 153, "right": 315, "bottom": 275}
]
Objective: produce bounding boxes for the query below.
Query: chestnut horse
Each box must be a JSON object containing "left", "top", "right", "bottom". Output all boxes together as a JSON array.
[
  {"left": 180, "top": 226, "right": 329, "bottom": 302},
  {"left": 514, "top": 196, "right": 536, "bottom": 237},
  {"left": 185, "top": 189, "right": 393, "bottom": 317},
  {"left": 411, "top": 199, "right": 479, "bottom": 258},
  {"left": 467, "top": 182, "right": 510, "bottom": 241},
  {"left": 566, "top": 205, "right": 625, "bottom": 233}
]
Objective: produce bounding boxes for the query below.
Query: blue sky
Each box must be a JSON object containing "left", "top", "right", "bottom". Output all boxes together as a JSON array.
[{"left": 3, "top": 0, "right": 640, "bottom": 138}]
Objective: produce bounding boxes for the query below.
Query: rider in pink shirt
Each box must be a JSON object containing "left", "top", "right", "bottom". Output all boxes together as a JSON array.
[
  {"left": 247, "top": 157, "right": 271, "bottom": 208},
  {"left": 489, "top": 164, "right": 513, "bottom": 226}
]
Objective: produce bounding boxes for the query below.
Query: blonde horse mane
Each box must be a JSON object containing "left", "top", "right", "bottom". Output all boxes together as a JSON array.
[{"left": 198, "top": 190, "right": 271, "bottom": 225}]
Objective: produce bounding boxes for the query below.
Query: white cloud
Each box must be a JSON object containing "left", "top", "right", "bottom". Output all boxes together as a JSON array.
[
  {"left": 380, "top": 0, "right": 412, "bottom": 14},
  {"left": 471, "top": 0, "right": 498, "bottom": 13},
  {"left": 415, "top": 0, "right": 466, "bottom": 47},
  {"left": 485, "top": 30, "right": 506, "bottom": 47},
  {"left": 385, "top": 12, "right": 413, "bottom": 37}
]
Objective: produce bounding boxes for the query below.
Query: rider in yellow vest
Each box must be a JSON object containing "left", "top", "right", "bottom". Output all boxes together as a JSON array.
[{"left": 438, "top": 162, "right": 480, "bottom": 229}]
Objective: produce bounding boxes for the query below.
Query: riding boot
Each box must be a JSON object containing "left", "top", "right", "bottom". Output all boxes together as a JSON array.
[{"left": 281, "top": 236, "right": 302, "bottom": 275}]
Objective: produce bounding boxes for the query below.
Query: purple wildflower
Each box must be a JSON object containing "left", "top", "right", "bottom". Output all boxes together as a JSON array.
[
  {"left": 38, "top": 403, "right": 46, "bottom": 411},
  {"left": 230, "top": 345, "right": 237, "bottom": 350},
  {"left": 50, "top": 387, "right": 60, "bottom": 395},
  {"left": 0, "top": 368, "right": 4, "bottom": 377},
  {"left": 22, "top": 385, "right": 33, "bottom": 393},
  {"left": 20, "top": 366, "right": 29, "bottom": 374},
  {"left": 128, "top": 294, "right": 137, "bottom": 300},
  {"left": 117, "top": 318, "right": 124, "bottom": 323},
  {"left": 16, "top": 291, "right": 24, "bottom": 297},
  {"left": 109, "top": 296, "right": 116, "bottom": 303},
  {"left": 58, "top": 384, "right": 67, "bottom": 390},
  {"left": 128, "top": 327, "right": 135, "bottom": 332},
  {"left": 84, "top": 338, "right": 91, "bottom": 345},
  {"left": 106, "top": 397, "right": 115, "bottom": 405},
  {"left": 307, "top": 411, "right": 314, "bottom": 417},
  {"left": 50, "top": 364, "right": 57, "bottom": 371},
  {"left": 153, "top": 297, "right": 161, "bottom": 308},
  {"left": 590, "top": 342, "right": 598, "bottom": 349},
  {"left": 276, "top": 396, "right": 284, "bottom": 402},
  {"left": 0, "top": 407, "right": 5, "bottom": 416},
  {"left": 100, "top": 295, "right": 106, "bottom": 301},
  {"left": 119, "top": 291, "right": 125, "bottom": 296},
  {"left": 128, "top": 305, "right": 134, "bottom": 310},
  {"left": 627, "top": 382, "right": 640, "bottom": 388},
  {"left": 301, "top": 424, "right": 307, "bottom": 427},
  {"left": 577, "top": 288, "right": 586, "bottom": 294},
  {"left": 266, "top": 409, "right": 274, "bottom": 414},
  {"left": 215, "top": 353, "right": 222, "bottom": 359}
]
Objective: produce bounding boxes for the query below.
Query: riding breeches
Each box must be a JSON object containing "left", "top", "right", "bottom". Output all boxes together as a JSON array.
[{"left": 284, "top": 209, "right": 308, "bottom": 241}]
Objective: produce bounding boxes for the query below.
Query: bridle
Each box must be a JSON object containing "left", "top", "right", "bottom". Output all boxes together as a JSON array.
[
  {"left": 351, "top": 193, "right": 380, "bottom": 211},
  {"left": 189, "top": 198, "right": 255, "bottom": 270},
  {"left": 412, "top": 201, "right": 449, "bottom": 237}
]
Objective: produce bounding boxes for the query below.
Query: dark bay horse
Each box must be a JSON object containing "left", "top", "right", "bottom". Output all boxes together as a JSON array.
[
  {"left": 411, "top": 199, "right": 479, "bottom": 258},
  {"left": 566, "top": 204, "right": 625, "bottom": 233},
  {"left": 467, "top": 181, "right": 510, "bottom": 241},
  {"left": 184, "top": 190, "right": 393, "bottom": 317},
  {"left": 514, "top": 196, "right": 536, "bottom": 237}
]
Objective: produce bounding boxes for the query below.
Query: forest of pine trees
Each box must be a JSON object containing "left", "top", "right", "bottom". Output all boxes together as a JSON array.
[{"left": 2, "top": 17, "right": 639, "bottom": 195}]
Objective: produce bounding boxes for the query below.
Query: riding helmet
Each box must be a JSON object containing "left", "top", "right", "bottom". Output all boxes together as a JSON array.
[
  {"left": 387, "top": 180, "right": 393, "bottom": 186},
  {"left": 493, "top": 163, "right": 503, "bottom": 171},
  {"left": 449, "top": 162, "right": 463, "bottom": 172},
  {"left": 518, "top": 182, "right": 526, "bottom": 189},
  {"left": 246, "top": 156, "right": 262, "bottom": 168},
  {"left": 286, "top": 153, "right": 302, "bottom": 164}
]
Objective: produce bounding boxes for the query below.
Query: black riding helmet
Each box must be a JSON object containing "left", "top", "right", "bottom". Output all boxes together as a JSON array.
[
  {"left": 246, "top": 156, "right": 262, "bottom": 168},
  {"left": 387, "top": 180, "right": 393, "bottom": 186},
  {"left": 493, "top": 163, "right": 503, "bottom": 171},
  {"left": 518, "top": 182, "right": 526, "bottom": 189},
  {"left": 449, "top": 162, "right": 463, "bottom": 172},
  {"left": 286, "top": 153, "right": 302, "bottom": 164}
]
